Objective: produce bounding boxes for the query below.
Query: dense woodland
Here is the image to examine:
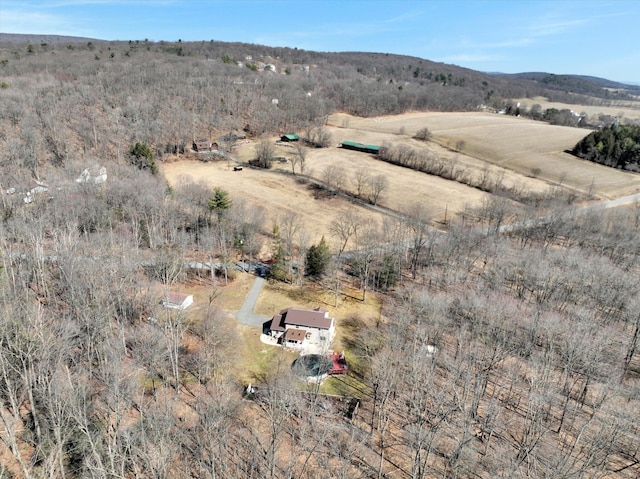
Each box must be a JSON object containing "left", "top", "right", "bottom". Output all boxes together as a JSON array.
[
  {"left": 1, "top": 36, "right": 640, "bottom": 478},
  {"left": 1, "top": 34, "right": 638, "bottom": 180},
  {"left": 573, "top": 125, "right": 640, "bottom": 171}
]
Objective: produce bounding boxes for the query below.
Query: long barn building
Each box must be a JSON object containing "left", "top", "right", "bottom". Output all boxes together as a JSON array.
[{"left": 340, "top": 141, "right": 380, "bottom": 154}]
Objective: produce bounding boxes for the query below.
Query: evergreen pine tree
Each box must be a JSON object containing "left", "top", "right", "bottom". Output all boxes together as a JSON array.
[
  {"left": 306, "top": 236, "right": 331, "bottom": 277},
  {"left": 208, "top": 187, "right": 232, "bottom": 222},
  {"left": 128, "top": 142, "right": 158, "bottom": 175}
]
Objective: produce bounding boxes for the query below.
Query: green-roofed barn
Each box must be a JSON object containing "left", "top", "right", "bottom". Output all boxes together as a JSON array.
[
  {"left": 340, "top": 141, "right": 380, "bottom": 154},
  {"left": 281, "top": 134, "right": 300, "bottom": 142}
]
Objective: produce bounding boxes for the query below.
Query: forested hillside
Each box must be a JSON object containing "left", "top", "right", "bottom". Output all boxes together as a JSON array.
[
  {"left": 493, "top": 72, "right": 640, "bottom": 100},
  {"left": 1, "top": 35, "right": 635, "bottom": 178},
  {"left": 1, "top": 36, "right": 640, "bottom": 478}
]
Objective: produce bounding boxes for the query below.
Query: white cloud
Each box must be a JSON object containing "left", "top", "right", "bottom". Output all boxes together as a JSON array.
[
  {"left": 528, "top": 18, "right": 589, "bottom": 37},
  {"left": 384, "top": 10, "right": 424, "bottom": 24}
]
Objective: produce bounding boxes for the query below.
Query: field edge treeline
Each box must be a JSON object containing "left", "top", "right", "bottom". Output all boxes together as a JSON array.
[{"left": 573, "top": 124, "right": 640, "bottom": 171}]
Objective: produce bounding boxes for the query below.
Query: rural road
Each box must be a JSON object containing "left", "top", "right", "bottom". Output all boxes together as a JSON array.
[
  {"left": 235, "top": 276, "right": 270, "bottom": 327},
  {"left": 581, "top": 192, "right": 640, "bottom": 211}
]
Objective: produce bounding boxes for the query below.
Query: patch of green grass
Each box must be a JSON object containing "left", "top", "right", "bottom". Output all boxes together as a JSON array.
[
  {"left": 237, "top": 327, "right": 297, "bottom": 383},
  {"left": 320, "top": 374, "right": 371, "bottom": 399}
]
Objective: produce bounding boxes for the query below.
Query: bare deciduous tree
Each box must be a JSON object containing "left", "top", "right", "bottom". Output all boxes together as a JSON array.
[
  {"left": 254, "top": 138, "right": 275, "bottom": 168},
  {"left": 322, "top": 164, "right": 347, "bottom": 191},
  {"left": 368, "top": 174, "right": 388, "bottom": 205},
  {"left": 292, "top": 142, "right": 307, "bottom": 175},
  {"left": 352, "top": 168, "right": 371, "bottom": 198},
  {"left": 413, "top": 126, "right": 432, "bottom": 141}
]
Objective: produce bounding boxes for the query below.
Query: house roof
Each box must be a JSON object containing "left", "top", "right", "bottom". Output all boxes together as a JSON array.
[
  {"left": 193, "top": 141, "right": 212, "bottom": 150},
  {"left": 166, "top": 292, "right": 191, "bottom": 304},
  {"left": 340, "top": 141, "right": 380, "bottom": 152},
  {"left": 283, "top": 328, "right": 307, "bottom": 342},
  {"left": 269, "top": 313, "right": 286, "bottom": 331},
  {"left": 281, "top": 134, "right": 299, "bottom": 141},
  {"left": 276, "top": 307, "right": 334, "bottom": 330}
]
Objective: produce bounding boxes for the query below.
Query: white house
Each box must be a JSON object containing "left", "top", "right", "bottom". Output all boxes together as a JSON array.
[
  {"left": 22, "top": 180, "right": 48, "bottom": 204},
  {"left": 163, "top": 292, "right": 194, "bottom": 310},
  {"left": 263, "top": 307, "right": 335, "bottom": 352},
  {"left": 76, "top": 166, "right": 107, "bottom": 185}
]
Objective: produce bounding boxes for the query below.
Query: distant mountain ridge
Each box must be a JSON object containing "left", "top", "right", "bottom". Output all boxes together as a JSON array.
[
  {"left": 2, "top": 32, "right": 637, "bottom": 98},
  {"left": 0, "top": 32, "right": 102, "bottom": 44},
  {"left": 490, "top": 71, "right": 640, "bottom": 93}
]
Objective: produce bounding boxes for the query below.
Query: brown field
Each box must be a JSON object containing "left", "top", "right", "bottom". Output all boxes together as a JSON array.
[
  {"left": 328, "top": 112, "right": 640, "bottom": 199},
  {"left": 161, "top": 148, "right": 495, "bottom": 249},
  {"left": 161, "top": 159, "right": 388, "bottom": 250},
  {"left": 320, "top": 118, "right": 554, "bottom": 201},
  {"left": 512, "top": 96, "right": 640, "bottom": 120},
  {"left": 162, "top": 112, "right": 640, "bottom": 252}
]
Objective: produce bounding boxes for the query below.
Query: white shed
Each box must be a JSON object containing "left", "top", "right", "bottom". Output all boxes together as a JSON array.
[{"left": 163, "top": 292, "right": 194, "bottom": 310}]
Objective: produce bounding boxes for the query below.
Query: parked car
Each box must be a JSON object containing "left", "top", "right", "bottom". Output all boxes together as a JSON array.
[{"left": 256, "top": 267, "right": 267, "bottom": 278}]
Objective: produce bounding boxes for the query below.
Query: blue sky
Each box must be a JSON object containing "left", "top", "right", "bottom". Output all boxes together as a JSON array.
[{"left": 1, "top": 0, "right": 639, "bottom": 83}]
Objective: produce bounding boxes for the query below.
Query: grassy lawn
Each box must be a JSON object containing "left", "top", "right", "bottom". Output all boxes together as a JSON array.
[
  {"left": 255, "top": 279, "right": 382, "bottom": 320},
  {"left": 235, "top": 324, "right": 298, "bottom": 384},
  {"left": 320, "top": 374, "right": 371, "bottom": 399}
]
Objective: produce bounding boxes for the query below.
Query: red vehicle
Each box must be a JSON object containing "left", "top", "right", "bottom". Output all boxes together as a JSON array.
[{"left": 328, "top": 351, "right": 348, "bottom": 375}]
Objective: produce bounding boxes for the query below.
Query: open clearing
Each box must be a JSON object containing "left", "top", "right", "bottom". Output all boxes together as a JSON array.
[
  {"left": 163, "top": 111, "right": 640, "bottom": 250},
  {"left": 162, "top": 146, "right": 497, "bottom": 246},
  {"left": 328, "top": 112, "right": 640, "bottom": 199},
  {"left": 512, "top": 96, "right": 640, "bottom": 120},
  {"left": 162, "top": 159, "right": 388, "bottom": 248}
]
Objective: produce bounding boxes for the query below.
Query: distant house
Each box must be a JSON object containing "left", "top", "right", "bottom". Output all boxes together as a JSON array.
[
  {"left": 76, "top": 166, "right": 107, "bottom": 185},
  {"left": 280, "top": 134, "right": 299, "bottom": 142},
  {"left": 264, "top": 307, "right": 336, "bottom": 352},
  {"left": 193, "top": 140, "right": 214, "bottom": 152},
  {"left": 340, "top": 141, "right": 380, "bottom": 154},
  {"left": 22, "top": 179, "right": 48, "bottom": 204},
  {"left": 162, "top": 292, "right": 194, "bottom": 310}
]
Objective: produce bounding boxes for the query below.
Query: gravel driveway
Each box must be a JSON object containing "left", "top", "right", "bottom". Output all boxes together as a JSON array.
[{"left": 236, "top": 276, "right": 270, "bottom": 327}]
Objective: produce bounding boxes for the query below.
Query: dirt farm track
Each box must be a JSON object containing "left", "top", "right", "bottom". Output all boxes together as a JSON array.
[{"left": 162, "top": 112, "right": 640, "bottom": 245}]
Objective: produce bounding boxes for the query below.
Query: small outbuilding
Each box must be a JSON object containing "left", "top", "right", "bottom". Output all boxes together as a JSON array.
[
  {"left": 280, "top": 134, "right": 299, "bottom": 142},
  {"left": 163, "top": 292, "right": 194, "bottom": 310},
  {"left": 193, "top": 140, "right": 215, "bottom": 152}
]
